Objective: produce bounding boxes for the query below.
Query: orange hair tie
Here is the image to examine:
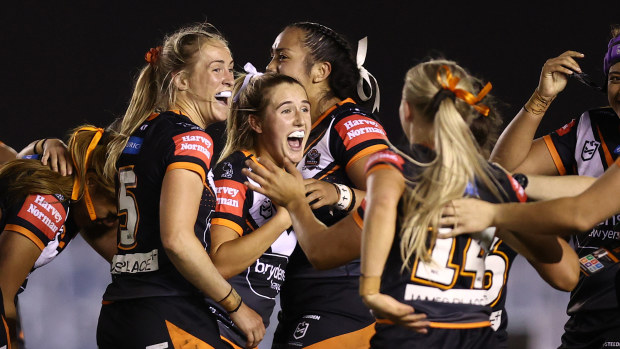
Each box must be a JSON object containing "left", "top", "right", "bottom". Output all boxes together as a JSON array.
[
  {"left": 145, "top": 46, "right": 162, "bottom": 65},
  {"left": 436, "top": 65, "right": 492, "bottom": 117}
]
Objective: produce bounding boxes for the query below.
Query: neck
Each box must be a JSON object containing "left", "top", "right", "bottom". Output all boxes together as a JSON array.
[
  {"left": 175, "top": 99, "right": 208, "bottom": 129},
  {"left": 252, "top": 145, "right": 282, "bottom": 168},
  {"left": 310, "top": 95, "right": 341, "bottom": 123}
]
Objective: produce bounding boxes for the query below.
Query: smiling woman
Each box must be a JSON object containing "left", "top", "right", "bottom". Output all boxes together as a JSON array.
[
  {"left": 208, "top": 72, "right": 310, "bottom": 348},
  {"left": 97, "top": 22, "right": 265, "bottom": 349}
]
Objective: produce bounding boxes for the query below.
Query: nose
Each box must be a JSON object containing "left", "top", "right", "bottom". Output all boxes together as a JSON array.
[
  {"left": 223, "top": 68, "right": 234, "bottom": 87},
  {"left": 266, "top": 57, "right": 277, "bottom": 73}
]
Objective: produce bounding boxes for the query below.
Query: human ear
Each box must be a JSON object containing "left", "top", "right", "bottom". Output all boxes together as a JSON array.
[
  {"left": 248, "top": 114, "right": 263, "bottom": 134},
  {"left": 311, "top": 61, "right": 332, "bottom": 83},
  {"left": 172, "top": 71, "right": 189, "bottom": 91}
]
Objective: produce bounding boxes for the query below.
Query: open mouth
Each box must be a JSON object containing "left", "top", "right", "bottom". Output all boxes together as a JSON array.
[
  {"left": 214, "top": 91, "right": 232, "bottom": 105},
  {"left": 287, "top": 130, "right": 305, "bottom": 150}
]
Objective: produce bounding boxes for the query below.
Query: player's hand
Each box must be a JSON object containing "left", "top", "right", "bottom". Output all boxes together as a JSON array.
[
  {"left": 438, "top": 198, "right": 497, "bottom": 238},
  {"left": 229, "top": 302, "right": 265, "bottom": 349},
  {"left": 362, "top": 293, "right": 429, "bottom": 333},
  {"left": 303, "top": 178, "right": 339, "bottom": 209},
  {"left": 41, "top": 138, "right": 73, "bottom": 176},
  {"left": 537, "top": 51, "right": 584, "bottom": 99},
  {"left": 243, "top": 157, "right": 306, "bottom": 209}
]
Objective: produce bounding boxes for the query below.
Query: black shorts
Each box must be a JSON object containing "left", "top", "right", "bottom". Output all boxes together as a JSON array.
[
  {"left": 274, "top": 276, "right": 375, "bottom": 348},
  {"left": 272, "top": 310, "right": 375, "bottom": 348},
  {"left": 560, "top": 308, "right": 620, "bottom": 349},
  {"left": 371, "top": 323, "right": 499, "bottom": 349},
  {"left": 97, "top": 296, "right": 232, "bottom": 349}
]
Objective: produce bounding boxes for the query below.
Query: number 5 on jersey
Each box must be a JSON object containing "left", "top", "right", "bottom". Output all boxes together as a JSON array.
[{"left": 118, "top": 166, "right": 139, "bottom": 249}]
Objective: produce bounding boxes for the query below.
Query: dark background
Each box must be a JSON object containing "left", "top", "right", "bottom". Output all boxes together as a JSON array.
[{"left": 1, "top": 1, "right": 618, "bottom": 155}]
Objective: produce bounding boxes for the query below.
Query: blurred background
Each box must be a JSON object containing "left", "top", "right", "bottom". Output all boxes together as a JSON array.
[{"left": 3, "top": 1, "right": 618, "bottom": 348}]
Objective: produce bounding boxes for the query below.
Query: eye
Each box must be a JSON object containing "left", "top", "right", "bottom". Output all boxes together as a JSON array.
[
  {"left": 278, "top": 53, "right": 288, "bottom": 61},
  {"left": 281, "top": 108, "right": 291, "bottom": 114},
  {"left": 609, "top": 75, "right": 620, "bottom": 83},
  {"left": 301, "top": 106, "right": 309, "bottom": 113},
  {"left": 213, "top": 68, "right": 221, "bottom": 73}
]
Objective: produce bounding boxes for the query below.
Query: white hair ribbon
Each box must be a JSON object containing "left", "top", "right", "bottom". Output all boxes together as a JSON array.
[
  {"left": 233, "top": 62, "right": 264, "bottom": 102},
  {"left": 356, "top": 37, "right": 380, "bottom": 113}
]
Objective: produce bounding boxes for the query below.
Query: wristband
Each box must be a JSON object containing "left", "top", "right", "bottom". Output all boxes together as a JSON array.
[
  {"left": 333, "top": 183, "right": 353, "bottom": 211},
  {"left": 359, "top": 275, "right": 381, "bottom": 296},
  {"left": 512, "top": 173, "right": 528, "bottom": 189},
  {"left": 523, "top": 89, "right": 555, "bottom": 116},
  {"left": 218, "top": 287, "right": 242, "bottom": 313}
]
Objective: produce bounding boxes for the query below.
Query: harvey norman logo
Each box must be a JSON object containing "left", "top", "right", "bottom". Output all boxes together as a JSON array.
[{"left": 342, "top": 119, "right": 385, "bottom": 140}]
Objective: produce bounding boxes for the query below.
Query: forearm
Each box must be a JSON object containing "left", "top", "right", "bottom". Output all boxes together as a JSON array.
[
  {"left": 490, "top": 107, "right": 545, "bottom": 170},
  {"left": 211, "top": 214, "right": 291, "bottom": 278},
  {"left": 164, "top": 233, "right": 233, "bottom": 301},
  {"left": 16, "top": 139, "right": 45, "bottom": 158},
  {"left": 526, "top": 174, "right": 596, "bottom": 201},
  {"left": 528, "top": 237, "right": 579, "bottom": 291}
]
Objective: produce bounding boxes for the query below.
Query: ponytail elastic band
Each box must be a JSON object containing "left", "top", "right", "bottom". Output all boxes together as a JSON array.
[
  {"left": 233, "top": 62, "right": 264, "bottom": 103},
  {"left": 436, "top": 65, "right": 492, "bottom": 117},
  {"left": 356, "top": 37, "right": 380, "bottom": 113},
  {"left": 145, "top": 46, "right": 162, "bottom": 66}
]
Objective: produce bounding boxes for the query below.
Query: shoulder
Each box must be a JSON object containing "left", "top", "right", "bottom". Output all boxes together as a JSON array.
[{"left": 212, "top": 151, "right": 249, "bottom": 181}]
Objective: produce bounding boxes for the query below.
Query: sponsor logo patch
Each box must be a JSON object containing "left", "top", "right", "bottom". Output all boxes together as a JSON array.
[
  {"left": 214, "top": 179, "right": 245, "bottom": 216},
  {"left": 221, "top": 162, "right": 234, "bottom": 178},
  {"left": 304, "top": 149, "right": 321, "bottom": 170},
  {"left": 17, "top": 194, "right": 67, "bottom": 240},
  {"left": 111, "top": 249, "right": 159, "bottom": 274},
  {"left": 173, "top": 131, "right": 213, "bottom": 167},
  {"left": 335, "top": 115, "right": 387, "bottom": 150},
  {"left": 122, "top": 136, "right": 143, "bottom": 155},
  {"left": 555, "top": 119, "right": 576, "bottom": 136}
]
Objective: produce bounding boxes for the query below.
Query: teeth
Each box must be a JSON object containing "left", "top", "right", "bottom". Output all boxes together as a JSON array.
[
  {"left": 215, "top": 91, "right": 232, "bottom": 98},
  {"left": 288, "top": 130, "right": 305, "bottom": 138}
]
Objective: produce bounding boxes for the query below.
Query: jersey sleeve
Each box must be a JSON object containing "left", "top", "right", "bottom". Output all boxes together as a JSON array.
[
  {"left": 332, "top": 114, "right": 389, "bottom": 170},
  {"left": 542, "top": 117, "right": 579, "bottom": 175},
  {"left": 210, "top": 156, "right": 250, "bottom": 236},
  {"left": 164, "top": 130, "right": 215, "bottom": 186},
  {"left": 363, "top": 149, "right": 405, "bottom": 176},
  {"left": 3, "top": 194, "right": 68, "bottom": 251}
]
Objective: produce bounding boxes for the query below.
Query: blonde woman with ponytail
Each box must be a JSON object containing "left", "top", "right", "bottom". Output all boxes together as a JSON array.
[
  {"left": 246, "top": 59, "right": 580, "bottom": 348},
  {"left": 97, "top": 23, "right": 263, "bottom": 349},
  {"left": 0, "top": 125, "right": 117, "bottom": 348}
]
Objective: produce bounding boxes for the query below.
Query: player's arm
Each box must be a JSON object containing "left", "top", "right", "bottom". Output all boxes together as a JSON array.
[
  {"left": 359, "top": 165, "right": 429, "bottom": 332},
  {"left": 525, "top": 174, "right": 596, "bottom": 201},
  {"left": 244, "top": 158, "right": 362, "bottom": 270},
  {"left": 210, "top": 210, "right": 291, "bottom": 279},
  {"left": 443, "top": 161, "right": 620, "bottom": 237},
  {"left": 80, "top": 226, "right": 117, "bottom": 263},
  {"left": 0, "top": 142, "right": 17, "bottom": 165},
  {"left": 17, "top": 138, "right": 73, "bottom": 176},
  {"left": 490, "top": 51, "right": 584, "bottom": 174},
  {"left": 160, "top": 169, "right": 264, "bottom": 348},
  {"left": 0, "top": 231, "right": 41, "bottom": 348}
]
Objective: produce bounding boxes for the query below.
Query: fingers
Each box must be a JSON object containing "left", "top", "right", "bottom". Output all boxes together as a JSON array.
[{"left": 49, "top": 151, "right": 59, "bottom": 173}]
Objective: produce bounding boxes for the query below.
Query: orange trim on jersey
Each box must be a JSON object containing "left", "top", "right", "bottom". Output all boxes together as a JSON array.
[
  {"left": 317, "top": 165, "right": 340, "bottom": 181},
  {"left": 4, "top": 224, "right": 45, "bottom": 251},
  {"left": 241, "top": 150, "right": 266, "bottom": 169},
  {"left": 596, "top": 125, "right": 614, "bottom": 167},
  {"left": 311, "top": 98, "right": 356, "bottom": 129},
  {"left": 101, "top": 300, "right": 114, "bottom": 305},
  {"left": 375, "top": 318, "right": 394, "bottom": 325},
  {"left": 220, "top": 336, "right": 250, "bottom": 349},
  {"left": 210, "top": 218, "right": 243, "bottom": 236},
  {"left": 166, "top": 162, "right": 207, "bottom": 186},
  {"left": 304, "top": 322, "right": 375, "bottom": 349},
  {"left": 543, "top": 135, "right": 567, "bottom": 175},
  {"left": 2, "top": 314, "right": 10, "bottom": 349},
  {"left": 346, "top": 144, "right": 389, "bottom": 171},
  {"left": 166, "top": 320, "right": 215, "bottom": 349},
  {"left": 429, "top": 320, "right": 491, "bottom": 329},
  {"left": 352, "top": 210, "right": 364, "bottom": 229},
  {"left": 365, "top": 163, "right": 400, "bottom": 177},
  {"left": 146, "top": 112, "right": 159, "bottom": 121}
]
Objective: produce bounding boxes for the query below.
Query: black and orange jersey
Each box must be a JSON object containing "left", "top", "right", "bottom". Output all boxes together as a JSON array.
[
  {"left": 103, "top": 110, "right": 217, "bottom": 301},
  {"left": 287, "top": 98, "right": 389, "bottom": 280},
  {"left": 0, "top": 193, "right": 76, "bottom": 293},
  {"left": 543, "top": 106, "right": 620, "bottom": 316},
  {"left": 353, "top": 147, "right": 526, "bottom": 328},
  {"left": 485, "top": 238, "right": 517, "bottom": 346},
  {"left": 208, "top": 150, "right": 296, "bottom": 333}
]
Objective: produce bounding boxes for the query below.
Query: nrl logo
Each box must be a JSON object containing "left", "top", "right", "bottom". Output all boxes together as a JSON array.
[
  {"left": 293, "top": 321, "right": 310, "bottom": 340},
  {"left": 304, "top": 149, "right": 321, "bottom": 170},
  {"left": 259, "top": 199, "right": 273, "bottom": 219},
  {"left": 581, "top": 140, "right": 600, "bottom": 161},
  {"left": 221, "top": 162, "right": 233, "bottom": 178}
]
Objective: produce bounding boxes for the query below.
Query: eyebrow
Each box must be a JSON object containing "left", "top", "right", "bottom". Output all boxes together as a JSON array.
[
  {"left": 208, "top": 60, "right": 234, "bottom": 66},
  {"left": 277, "top": 100, "right": 310, "bottom": 109}
]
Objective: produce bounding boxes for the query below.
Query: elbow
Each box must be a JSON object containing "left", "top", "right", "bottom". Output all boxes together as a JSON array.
[{"left": 549, "top": 270, "right": 580, "bottom": 292}]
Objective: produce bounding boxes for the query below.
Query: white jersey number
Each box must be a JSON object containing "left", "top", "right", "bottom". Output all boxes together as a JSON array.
[{"left": 118, "top": 166, "right": 139, "bottom": 249}]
